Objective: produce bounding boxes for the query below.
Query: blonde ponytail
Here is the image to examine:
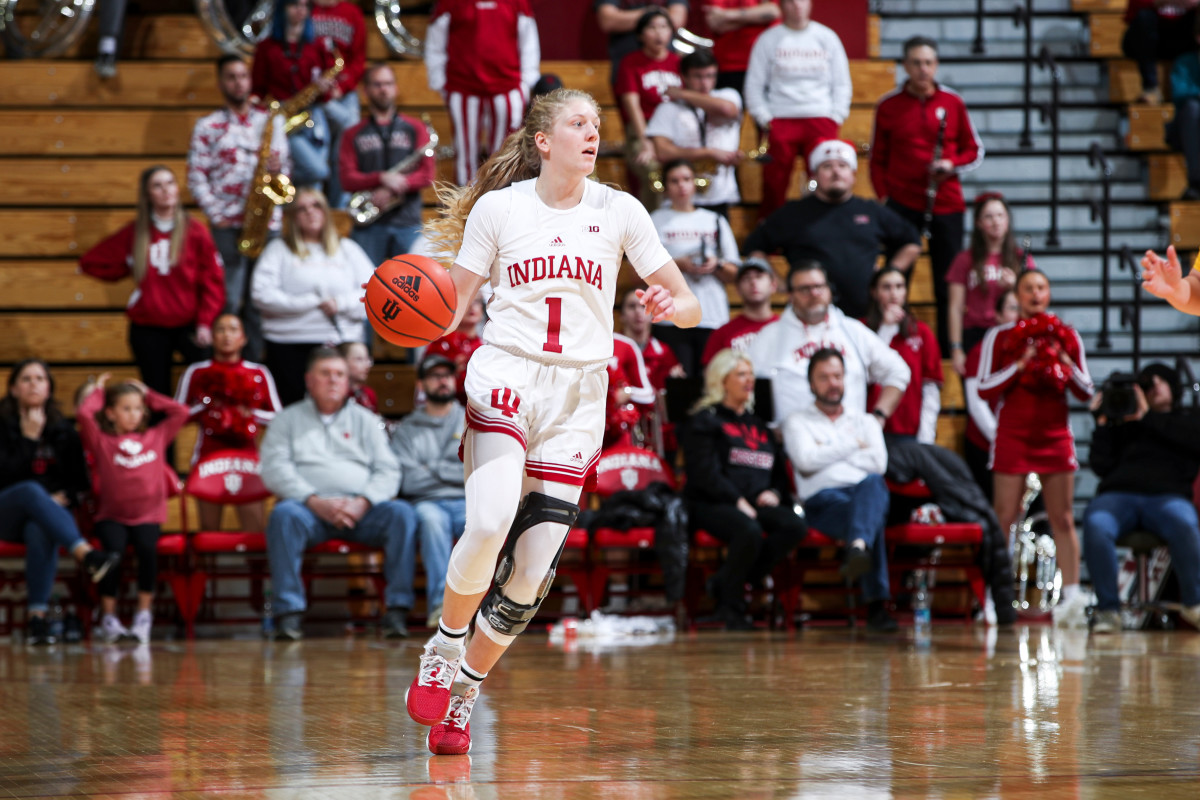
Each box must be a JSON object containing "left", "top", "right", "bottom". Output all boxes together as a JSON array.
[{"left": 423, "top": 88, "right": 601, "bottom": 268}]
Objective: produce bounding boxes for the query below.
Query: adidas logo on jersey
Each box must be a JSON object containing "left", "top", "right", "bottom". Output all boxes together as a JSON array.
[
  {"left": 571, "top": 451, "right": 584, "bottom": 464},
  {"left": 549, "top": 236, "right": 565, "bottom": 247}
]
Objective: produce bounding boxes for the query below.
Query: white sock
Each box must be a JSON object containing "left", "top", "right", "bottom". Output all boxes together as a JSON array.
[
  {"left": 454, "top": 660, "right": 486, "bottom": 694},
  {"left": 1061, "top": 584, "right": 1080, "bottom": 603},
  {"left": 433, "top": 620, "right": 469, "bottom": 660},
  {"left": 98, "top": 37, "right": 117, "bottom": 55}
]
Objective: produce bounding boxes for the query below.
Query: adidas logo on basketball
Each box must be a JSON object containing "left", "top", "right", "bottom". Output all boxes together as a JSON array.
[
  {"left": 549, "top": 236, "right": 565, "bottom": 247},
  {"left": 390, "top": 274, "right": 422, "bottom": 301}
]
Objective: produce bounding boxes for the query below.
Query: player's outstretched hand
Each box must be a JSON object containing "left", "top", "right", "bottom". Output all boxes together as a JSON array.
[
  {"left": 637, "top": 285, "right": 676, "bottom": 323},
  {"left": 1142, "top": 245, "right": 1187, "bottom": 305}
]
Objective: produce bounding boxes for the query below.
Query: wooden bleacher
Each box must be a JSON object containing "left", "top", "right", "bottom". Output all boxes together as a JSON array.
[{"left": 0, "top": 5, "right": 982, "bottom": 537}]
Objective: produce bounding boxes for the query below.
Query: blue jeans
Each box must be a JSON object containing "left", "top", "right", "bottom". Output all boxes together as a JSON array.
[
  {"left": 265, "top": 498, "right": 418, "bottom": 615},
  {"left": 0, "top": 481, "right": 86, "bottom": 613},
  {"left": 411, "top": 498, "right": 467, "bottom": 608},
  {"left": 1083, "top": 491, "right": 1200, "bottom": 611},
  {"left": 288, "top": 105, "right": 331, "bottom": 189},
  {"left": 321, "top": 93, "right": 360, "bottom": 209},
  {"left": 802, "top": 474, "right": 891, "bottom": 602}
]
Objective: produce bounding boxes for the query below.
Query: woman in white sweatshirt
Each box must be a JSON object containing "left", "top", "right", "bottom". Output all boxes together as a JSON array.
[{"left": 251, "top": 188, "right": 375, "bottom": 405}]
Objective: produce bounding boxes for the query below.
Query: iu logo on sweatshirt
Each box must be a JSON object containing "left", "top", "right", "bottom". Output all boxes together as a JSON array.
[{"left": 115, "top": 438, "right": 157, "bottom": 469}]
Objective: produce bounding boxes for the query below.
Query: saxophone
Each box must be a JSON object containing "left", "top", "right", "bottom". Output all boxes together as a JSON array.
[
  {"left": 237, "top": 49, "right": 346, "bottom": 258},
  {"left": 347, "top": 113, "right": 440, "bottom": 227}
]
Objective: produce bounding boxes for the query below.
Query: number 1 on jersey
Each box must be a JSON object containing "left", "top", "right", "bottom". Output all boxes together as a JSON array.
[{"left": 543, "top": 296, "right": 563, "bottom": 354}]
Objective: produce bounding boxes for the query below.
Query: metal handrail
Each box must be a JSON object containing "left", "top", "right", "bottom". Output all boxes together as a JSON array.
[
  {"left": 1177, "top": 356, "right": 1200, "bottom": 408},
  {"left": 1089, "top": 143, "right": 1113, "bottom": 349},
  {"left": 973, "top": 0, "right": 987, "bottom": 54},
  {"left": 1037, "top": 46, "right": 1061, "bottom": 246},
  {"left": 1014, "top": 2, "right": 1034, "bottom": 148},
  {"left": 1118, "top": 245, "right": 1143, "bottom": 372}
]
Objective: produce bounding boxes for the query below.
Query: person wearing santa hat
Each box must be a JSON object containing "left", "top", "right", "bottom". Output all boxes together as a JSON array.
[{"left": 743, "top": 139, "right": 920, "bottom": 320}]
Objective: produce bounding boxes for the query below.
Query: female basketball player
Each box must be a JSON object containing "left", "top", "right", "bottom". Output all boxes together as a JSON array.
[
  {"left": 977, "top": 269, "right": 1093, "bottom": 627},
  {"left": 1142, "top": 245, "right": 1200, "bottom": 316},
  {"left": 404, "top": 88, "right": 700, "bottom": 756}
]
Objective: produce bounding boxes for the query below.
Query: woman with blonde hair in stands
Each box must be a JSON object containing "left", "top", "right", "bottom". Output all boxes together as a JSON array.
[
  {"left": 403, "top": 87, "right": 699, "bottom": 756},
  {"left": 978, "top": 269, "right": 1093, "bottom": 628},
  {"left": 251, "top": 187, "right": 375, "bottom": 406},
  {"left": 80, "top": 165, "right": 226, "bottom": 398},
  {"left": 683, "top": 348, "right": 806, "bottom": 630}
]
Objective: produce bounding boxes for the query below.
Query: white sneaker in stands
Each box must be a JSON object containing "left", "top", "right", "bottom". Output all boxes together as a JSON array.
[
  {"left": 131, "top": 610, "right": 152, "bottom": 644},
  {"left": 100, "top": 614, "right": 130, "bottom": 644},
  {"left": 1052, "top": 594, "right": 1090, "bottom": 629}
]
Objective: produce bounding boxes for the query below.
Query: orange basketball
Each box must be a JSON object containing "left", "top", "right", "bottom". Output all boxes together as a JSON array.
[{"left": 364, "top": 255, "right": 458, "bottom": 347}]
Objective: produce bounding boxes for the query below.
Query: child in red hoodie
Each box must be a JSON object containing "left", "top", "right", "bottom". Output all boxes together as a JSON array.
[{"left": 77, "top": 375, "right": 190, "bottom": 644}]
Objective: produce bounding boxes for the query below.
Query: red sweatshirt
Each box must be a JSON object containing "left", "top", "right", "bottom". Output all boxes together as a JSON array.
[
  {"left": 870, "top": 83, "right": 983, "bottom": 215},
  {"left": 310, "top": 1, "right": 366, "bottom": 95},
  {"left": 251, "top": 37, "right": 339, "bottom": 103},
  {"left": 77, "top": 386, "right": 190, "bottom": 526},
  {"left": 79, "top": 219, "right": 226, "bottom": 329}
]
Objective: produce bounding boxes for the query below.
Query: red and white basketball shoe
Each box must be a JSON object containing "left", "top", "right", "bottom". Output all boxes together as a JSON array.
[
  {"left": 427, "top": 686, "right": 478, "bottom": 755},
  {"left": 406, "top": 642, "right": 461, "bottom": 726}
]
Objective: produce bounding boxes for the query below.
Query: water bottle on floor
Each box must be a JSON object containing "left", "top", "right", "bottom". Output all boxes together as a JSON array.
[
  {"left": 262, "top": 589, "right": 275, "bottom": 638},
  {"left": 913, "top": 570, "right": 931, "bottom": 646}
]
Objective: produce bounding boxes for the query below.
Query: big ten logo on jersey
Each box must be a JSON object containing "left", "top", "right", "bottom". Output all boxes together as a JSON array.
[
  {"left": 149, "top": 239, "right": 172, "bottom": 276},
  {"left": 581, "top": 225, "right": 600, "bottom": 234}
]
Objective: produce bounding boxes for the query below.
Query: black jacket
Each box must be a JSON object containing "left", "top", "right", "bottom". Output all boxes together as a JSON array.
[
  {"left": 0, "top": 415, "right": 90, "bottom": 506},
  {"left": 682, "top": 404, "right": 789, "bottom": 505},
  {"left": 1090, "top": 411, "right": 1200, "bottom": 498}
]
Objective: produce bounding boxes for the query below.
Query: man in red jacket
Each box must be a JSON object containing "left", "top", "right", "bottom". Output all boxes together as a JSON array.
[
  {"left": 870, "top": 35, "right": 984, "bottom": 356},
  {"left": 312, "top": 0, "right": 368, "bottom": 206}
]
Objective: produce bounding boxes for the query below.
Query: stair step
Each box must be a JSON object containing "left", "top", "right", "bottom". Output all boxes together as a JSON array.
[{"left": 877, "top": 0, "right": 1076, "bottom": 13}]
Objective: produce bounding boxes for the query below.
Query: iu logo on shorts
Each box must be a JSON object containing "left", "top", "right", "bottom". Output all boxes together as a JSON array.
[
  {"left": 490, "top": 388, "right": 521, "bottom": 418},
  {"left": 381, "top": 298, "right": 402, "bottom": 322}
]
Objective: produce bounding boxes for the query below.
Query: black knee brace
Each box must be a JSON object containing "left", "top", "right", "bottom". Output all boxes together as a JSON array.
[{"left": 478, "top": 492, "right": 581, "bottom": 637}]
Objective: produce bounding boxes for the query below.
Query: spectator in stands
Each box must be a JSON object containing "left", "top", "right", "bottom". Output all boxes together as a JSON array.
[
  {"left": 260, "top": 347, "right": 416, "bottom": 640},
  {"left": 647, "top": 50, "right": 745, "bottom": 218},
  {"left": 596, "top": 0, "right": 689, "bottom": 84},
  {"left": 683, "top": 349, "right": 806, "bottom": 629},
  {"left": 963, "top": 289, "right": 1019, "bottom": 500},
  {"left": 701, "top": 257, "right": 779, "bottom": 366},
  {"left": 649, "top": 160, "right": 740, "bottom": 376},
  {"left": 1168, "top": 47, "right": 1200, "bottom": 200},
  {"left": 337, "top": 341, "right": 378, "bottom": 413},
  {"left": 425, "top": 296, "right": 486, "bottom": 406},
  {"left": 0, "top": 360, "right": 120, "bottom": 645},
  {"left": 744, "top": 0, "right": 851, "bottom": 219},
  {"left": 863, "top": 267, "right": 942, "bottom": 445},
  {"left": 77, "top": 374, "right": 191, "bottom": 644},
  {"left": 1122, "top": 0, "right": 1198, "bottom": 105},
  {"left": 978, "top": 269, "right": 1093, "bottom": 628},
  {"left": 1084, "top": 363, "right": 1200, "bottom": 633},
  {"left": 251, "top": 188, "right": 375, "bottom": 406},
  {"left": 616, "top": 8, "right": 684, "bottom": 207},
  {"left": 424, "top": 0, "right": 541, "bottom": 186},
  {"left": 620, "top": 287, "right": 684, "bottom": 387},
  {"left": 702, "top": 0, "right": 782, "bottom": 97},
  {"left": 947, "top": 193, "right": 1033, "bottom": 375},
  {"left": 189, "top": 54, "right": 291, "bottom": 363},
  {"left": 391, "top": 354, "right": 467, "bottom": 630},
  {"left": 311, "top": 0, "right": 367, "bottom": 207},
  {"left": 871, "top": 36, "right": 984, "bottom": 356},
  {"left": 744, "top": 139, "right": 921, "bottom": 319},
  {"left": 614, "top": 288, "right": 682, "bottom": 450},
  {"left": 747, "top": 260, "right": 909, "bottom": 425},
  {"left": 340, "top": 63, "right": 436, "bottom": 269},
  {"left": 783, "top": 348, "right": 897, "bottom": 632},
  {"left": 80, "top": 165, "right": 226, "bottom": 399},
  {"left": 174, "top": 313, "right": 282, "bottom": 532},
  {"left": 252, "top": 0, "right": 342, "bottom": 189}
]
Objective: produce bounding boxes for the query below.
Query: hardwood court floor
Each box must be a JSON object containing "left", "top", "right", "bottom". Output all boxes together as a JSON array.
[{"left": 1, "top": 624, "right": 1199, "bottom": 799}]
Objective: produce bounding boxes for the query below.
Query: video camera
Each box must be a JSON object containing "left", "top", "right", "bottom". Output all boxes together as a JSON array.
[{"left": 1096, "top": 371, "right": 1139, "bottom": 422}]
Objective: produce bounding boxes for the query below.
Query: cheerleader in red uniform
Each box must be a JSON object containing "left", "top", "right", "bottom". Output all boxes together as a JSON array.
[
  {"left": 174, "top": 313, "right": 282, "bottom": 532},
  {"left": 977, "top": 270, "right": 1094, "bottom": 626}
]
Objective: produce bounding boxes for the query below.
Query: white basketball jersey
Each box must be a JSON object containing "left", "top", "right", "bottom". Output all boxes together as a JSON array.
[{"left": 455, "top": 178, "right": 671, "bottom": 365}]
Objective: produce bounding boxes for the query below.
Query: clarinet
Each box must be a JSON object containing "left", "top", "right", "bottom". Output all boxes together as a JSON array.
[{"left": 922, "top": 107, "right": 949, "bottom": 240}]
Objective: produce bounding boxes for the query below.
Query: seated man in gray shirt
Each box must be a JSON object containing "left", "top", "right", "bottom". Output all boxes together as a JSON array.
[
  {"left": 391, "top": 354, "right": 467, "bottom": 630},
  {"left": 261, "top": 346, "right": 417, "bottom": 640}
]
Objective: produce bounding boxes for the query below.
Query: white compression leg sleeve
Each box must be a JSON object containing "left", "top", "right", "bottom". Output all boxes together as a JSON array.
[{"left": 445, "top": 430, "right": 527, "bottom": 596}]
